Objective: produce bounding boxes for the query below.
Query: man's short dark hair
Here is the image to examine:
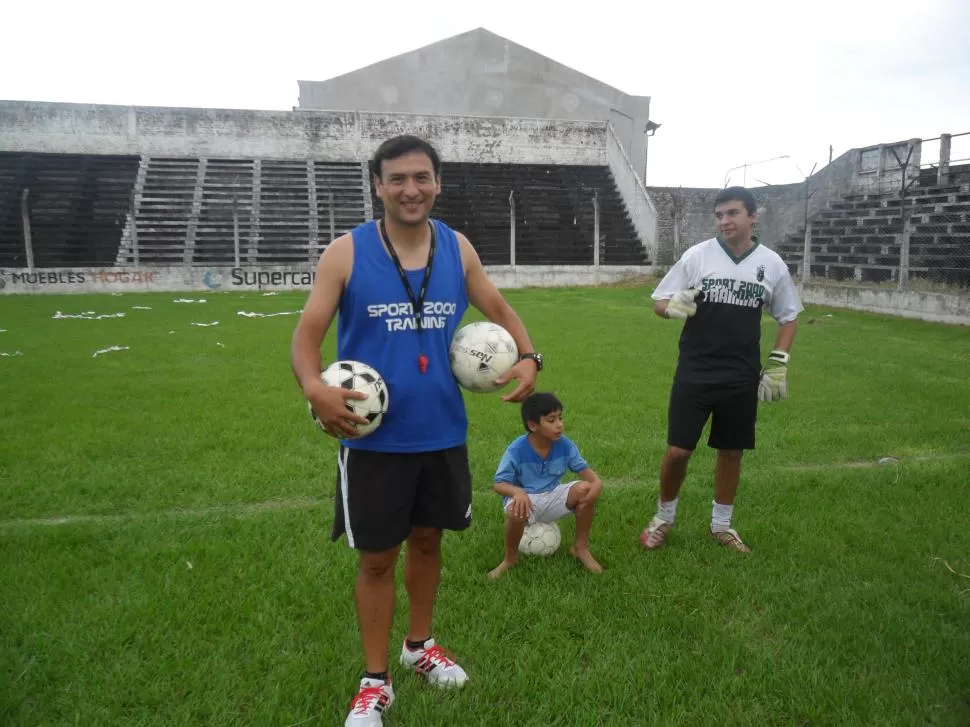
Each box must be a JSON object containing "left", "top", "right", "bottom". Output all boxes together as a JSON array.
[
  {"left": 714, "top": 186, "right": 758, "bottom": 216},
  {"left": 521, "top": 392, "right": 563, "bottom": 433},
  {"left": 369, "top": 135, "right": 442, "bottom": 180}
]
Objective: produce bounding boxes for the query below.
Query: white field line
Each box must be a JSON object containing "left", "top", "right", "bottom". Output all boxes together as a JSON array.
[
  {"left": 2, "top": 451, "right": 968, "bottom": 529},
  {"left": 1, "top": 496, "right": 324, "bottom": 528}
]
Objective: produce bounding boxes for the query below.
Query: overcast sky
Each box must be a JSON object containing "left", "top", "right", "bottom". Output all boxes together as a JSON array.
[{"left": 2, "top": 0, "right": 968, "bottom": 188}]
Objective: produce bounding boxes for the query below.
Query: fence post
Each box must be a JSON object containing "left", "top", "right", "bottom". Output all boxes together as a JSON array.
[
  {"left": 306, "top": 162, "right": 319, "bottom": 263},
  {"left": 232, "top": 195, "right": 241, "bottom": 268},
  {"left": 800, "top": 167, "right": 817, "bottom": 285},
  {"left": 248, "top": 160, "right": 261, "bottom": 265},
  {"left": 938, "top": 133, "right": 952, "bottom": 186},
  {"left": 21, "top": 189, "right": 35, "bottom": 271},
  {"left": 509, "top": 190, "right": 516, "bottom": 267},
  {"left": 898, "top": 195, "right": 910, "bottom": 290},
  {"left": 328, "top": 192, "right": 335, "bottom": 249},
  {"left": 593, "top": 190, "right": 600, "bottom": 267},
  {"left": 801, "top": 220, "right": 812, "bottom": 285},
  {"left": 671, "top": 213, "right": 680, "bottom": 262},
  {"left": 129, "top": 187, "right": 140, "bottom": 267},
  {"left": 888, "top": 145, "right": 916, "bottom": 290}
]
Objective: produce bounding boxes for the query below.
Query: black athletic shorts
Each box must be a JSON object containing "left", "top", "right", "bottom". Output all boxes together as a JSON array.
[
  {"left": 331, "top": 444, "right": 473, "bottom": 552},
  {"left": 667, "top": 380, "right": 758, "bottom": 451}
]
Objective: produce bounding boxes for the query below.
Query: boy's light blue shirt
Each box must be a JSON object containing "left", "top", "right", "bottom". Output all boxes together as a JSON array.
[{"left": 494, "top": 434, "right": 589, "bottom": 499}]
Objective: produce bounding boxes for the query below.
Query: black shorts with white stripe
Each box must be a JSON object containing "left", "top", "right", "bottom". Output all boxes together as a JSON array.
[
  {"left": 332, "top": 444, "right": 473, "bottom": 552},
  {"left": 667, "top": 380, "right": 759, "bottom": 451}
]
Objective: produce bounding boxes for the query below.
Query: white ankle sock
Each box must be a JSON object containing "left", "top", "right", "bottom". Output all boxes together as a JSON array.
[
  {"left": 711, "top": 501, "right": 733, "bottom": 532},
  {"left": 657, "top": 497, "right": 678, "bottom": 524}
]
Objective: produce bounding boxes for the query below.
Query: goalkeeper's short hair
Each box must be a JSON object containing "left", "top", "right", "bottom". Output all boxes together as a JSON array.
[{"left": 714, "top": 186, "right": 757, "bottom": 216}]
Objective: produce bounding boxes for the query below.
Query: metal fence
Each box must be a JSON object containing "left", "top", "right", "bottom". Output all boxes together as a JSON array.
[{"left": 798, "top": 132, "right": 970, "bottom": 292}]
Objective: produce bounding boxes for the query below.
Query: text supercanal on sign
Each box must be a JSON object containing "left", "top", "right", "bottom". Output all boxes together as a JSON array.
[{"left": 230, "top": 270, "right": 316, "bottom": 286}]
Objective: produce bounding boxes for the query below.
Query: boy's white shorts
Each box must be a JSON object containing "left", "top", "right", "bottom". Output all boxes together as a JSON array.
[{"left": 503, "top": 481, "right": 579, "bottom": 524}]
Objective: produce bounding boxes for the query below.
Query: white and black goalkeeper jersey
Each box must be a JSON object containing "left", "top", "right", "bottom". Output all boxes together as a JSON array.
[{"left": 653, "top": 237, "right": 803, "bottom": 386}]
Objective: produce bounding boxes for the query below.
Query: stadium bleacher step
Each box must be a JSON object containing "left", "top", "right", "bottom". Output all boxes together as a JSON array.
[{"left": 781, "top": 182, "right": 970, "bottom": 287}]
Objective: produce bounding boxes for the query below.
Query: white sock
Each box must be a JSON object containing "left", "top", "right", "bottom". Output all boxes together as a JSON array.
[
  {"left": 711, "top": 501, "right": 733, "bottom": 532},
  {"left": 657, "top": 497, "right": 678, "bottom": 524}
]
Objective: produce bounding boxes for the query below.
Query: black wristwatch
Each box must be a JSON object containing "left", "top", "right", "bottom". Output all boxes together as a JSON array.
[{"left": 519, "top": 352, "right": 544, "bottom": 372}]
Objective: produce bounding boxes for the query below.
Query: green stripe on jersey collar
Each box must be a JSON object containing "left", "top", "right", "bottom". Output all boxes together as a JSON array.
[{"left": 717, "top": 235, "right": 760, "bottom": 264}]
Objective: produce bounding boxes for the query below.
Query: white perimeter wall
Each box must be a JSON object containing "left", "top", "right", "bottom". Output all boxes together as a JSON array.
[
  {"left": 795, "top": 283, "right": 970, "bottom": 326},
  {"left": 3, "top": 268, "right": 967, "bottom": 325},
  {"left": 0, "top": 101, "right": 607, "bottom": 166},
  {"left": 0, "top": 265, "right": 653, "bottom": 296}
]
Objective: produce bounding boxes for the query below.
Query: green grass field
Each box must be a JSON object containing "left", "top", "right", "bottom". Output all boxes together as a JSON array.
[{"left": 2, "top": 286, "right": 969, "bottom": 726}]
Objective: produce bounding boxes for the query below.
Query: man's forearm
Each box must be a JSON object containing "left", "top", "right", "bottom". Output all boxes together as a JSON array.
[
  {"left": 490, "top": 302, "right": 535, "bottom": 355},
  {"left": 291, "top": 326, "right": 325, "bottom": 392},
  {"left": 772, "top": 320, "right": 798, "bottom": 352},
  {"left": 493, "top": 482, "right": 523, "bottom": 498}
]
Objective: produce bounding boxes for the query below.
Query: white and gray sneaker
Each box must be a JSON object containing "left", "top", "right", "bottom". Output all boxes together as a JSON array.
[
  {"left": 710, "top": 527, "right": 751, "bottom": 553},
  {"left": 399, "top": 638, "right": 468, "bottom": 687},
  {"left": 344, "top": 677, "right": 394, "bottom": 726}
]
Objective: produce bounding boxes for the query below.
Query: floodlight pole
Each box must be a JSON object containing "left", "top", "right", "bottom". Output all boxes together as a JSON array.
[{"left": 724, "top": 155, "right": 790, "bottom": 188}]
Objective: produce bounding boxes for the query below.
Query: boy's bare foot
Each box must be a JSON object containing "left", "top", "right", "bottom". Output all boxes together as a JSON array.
[
  {"left": 569, "top": 546, "right": 604, "bottom": 573},
  {"left": 488, "top": 559, "right": 517, "bottom": 580}
]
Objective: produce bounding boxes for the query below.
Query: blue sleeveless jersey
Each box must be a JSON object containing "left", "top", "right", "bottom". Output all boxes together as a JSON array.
[{"left": 337, "top": 219, "right": 469, "bottom": 452}]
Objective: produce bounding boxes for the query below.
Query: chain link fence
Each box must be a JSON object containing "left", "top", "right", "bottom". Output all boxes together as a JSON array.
[{"left": 798, "top": 132, "right": 970, "bottom": 292}]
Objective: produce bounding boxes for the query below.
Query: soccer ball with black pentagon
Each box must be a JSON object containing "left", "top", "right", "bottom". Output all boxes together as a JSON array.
[
  {"left": 449, "top": 321, "right": 519, "bottom": 393},
  {"left": 308, "top": 360, "right": 389, "bottom": 437},
  {"left": 518, "top": 522, "right": 561, "bottom": 557}
]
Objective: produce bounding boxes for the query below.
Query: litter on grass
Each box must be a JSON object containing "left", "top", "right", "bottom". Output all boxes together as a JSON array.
[
  {"left": 93, "top": 346, "right": 129, "bottom": 358},
  {"left": 53, "top": 311, "right": 126, "bottom": 320},
  {"left": 237, "top": 310, "right": 301, "bottom": 318},
  {"left": 931, "top": 557, "right": 970, "bottom": 579}
]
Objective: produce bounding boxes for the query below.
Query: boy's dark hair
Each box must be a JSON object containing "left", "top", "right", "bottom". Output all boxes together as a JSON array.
[
  {"left": 369, "top": 135, "right": 442, "bottom": 180},
  {"left": 521, "top": 392, "right": 563, "bottom": 433},
  {"left": 714, "top": 186, "right": 758, "bottom": 216}
]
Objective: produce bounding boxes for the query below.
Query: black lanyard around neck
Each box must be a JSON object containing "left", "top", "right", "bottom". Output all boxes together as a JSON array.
[{"left": 380, "top": 218, "right": 436, "bottom": 330}]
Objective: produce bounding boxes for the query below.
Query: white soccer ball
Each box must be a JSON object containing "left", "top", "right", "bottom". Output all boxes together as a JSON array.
[
  {"left": 449, "top": 321, "right": 519, "bottom": 393},
  {"left": 308, "top": 360, "right": 389, "bottom": 437},
  {"left": 518, "top": 522, "right": 561, "bottom": 557}
]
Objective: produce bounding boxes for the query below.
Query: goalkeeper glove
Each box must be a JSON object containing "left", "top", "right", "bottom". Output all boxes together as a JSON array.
[
  {"left": 665, "top": 288, "right": 701, "bottom": 320},
  {"left": 758, "top": 350, "right": 790, "bottom": 402}
]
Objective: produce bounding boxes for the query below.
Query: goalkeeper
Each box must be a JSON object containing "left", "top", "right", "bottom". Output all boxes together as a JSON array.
[{"left": 640, "top": 187, "right": 803, "bottom": 553}]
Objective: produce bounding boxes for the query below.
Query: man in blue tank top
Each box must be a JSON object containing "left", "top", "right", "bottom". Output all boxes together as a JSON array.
[{"left": 291, "top": 135, "right": 544, "bottom": 726}]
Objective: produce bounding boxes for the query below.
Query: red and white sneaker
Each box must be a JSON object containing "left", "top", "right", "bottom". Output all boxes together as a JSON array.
[
  {"left": 640, "top": 516, "right": 672, "bottom": 550},
  {"left": 399, "top": 638, "right": 468, "bottom": 687},
  {"left": 344, "top": 677, "right": 394, "bottom": 726}
]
